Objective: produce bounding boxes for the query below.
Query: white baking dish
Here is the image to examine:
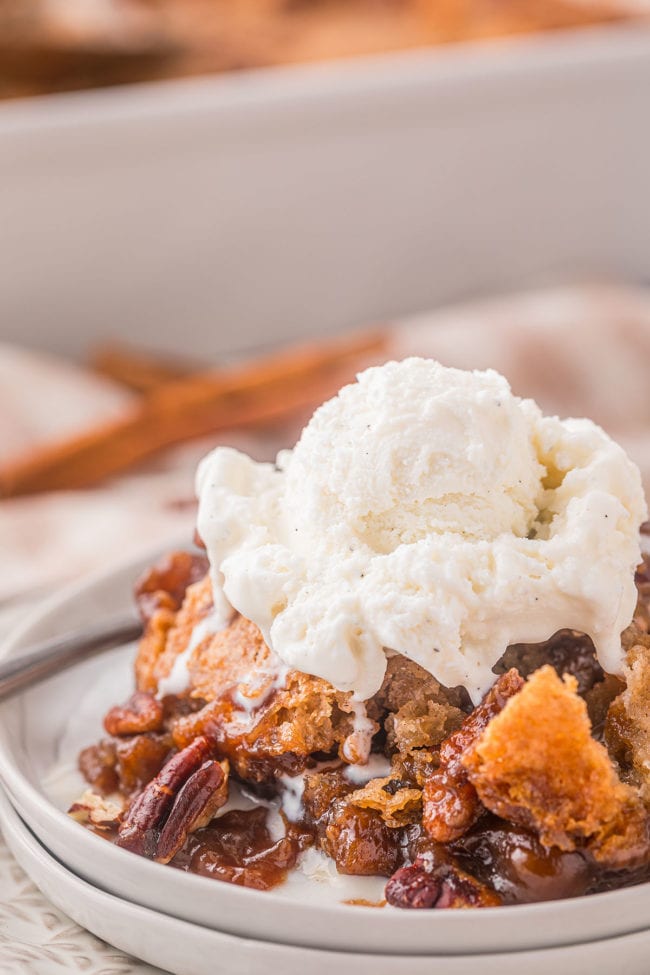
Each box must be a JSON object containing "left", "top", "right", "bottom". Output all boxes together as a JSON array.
[{"left": 0, "top": 23, "right": 649, "bottom": 361}]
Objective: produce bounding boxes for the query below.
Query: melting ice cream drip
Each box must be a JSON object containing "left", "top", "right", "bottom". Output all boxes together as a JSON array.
[
  {"left": 344, "top": 753, "right": 392, "bottom": 785},
  {"left": 279, "top": 772, "right": 306, "bottom": 822},
  {"left": 156, "top": 608, "right": 230, "bottom": 698},
  {"left": 342, "top": 700, "right": 375, "bottom": 764},
  {"left": 231, "top": 659, "right": 290, "bottom": 715}
]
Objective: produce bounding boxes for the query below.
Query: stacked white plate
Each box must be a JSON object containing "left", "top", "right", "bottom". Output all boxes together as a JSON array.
[{"left": 0, "top": 550, "right": 649, "bottom": 974}]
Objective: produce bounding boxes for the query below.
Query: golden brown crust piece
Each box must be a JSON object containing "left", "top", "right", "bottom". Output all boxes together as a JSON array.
[
  {"left": 171, "top": 670, "right": 373, "bottom": 773},
  {"left": 348, "top": 775, "right": 422, "bottom": 828},
  {"left": 135, "top": 572, "right": 213, "bottom": 695},
  {"left": 136, "top": 574, "right": 378, "bottom": 774},
  {"left": 602, "top": 566, "right": 650, "bottom": 791},
  {"left": 464, "top": 666, "right": 649, "bottom": 868},
  {"left": 135, "top": 569, "right": 465, "bottom": 776},
  {"left": 604, "top": 557, "right": 650, "bottom": 797},
  {"left": 606, "top": 640, "right": 650, "bottom": 801},
  {"left": 135, "top": 607, "right": 175, "bottom": 695},
  {"left": 376, "top": 655, "right": 468, "bottom": 754},
  {"left": 422, "top": 669, "right": 524, "bottom": 843},
  {"left": 134, "top": 552, "right": 210, "bottom": 694}
]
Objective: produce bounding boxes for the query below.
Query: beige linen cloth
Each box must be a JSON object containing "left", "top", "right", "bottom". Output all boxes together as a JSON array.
[{"left": 2, "top": 282, "right": 650, "bottom": 971}]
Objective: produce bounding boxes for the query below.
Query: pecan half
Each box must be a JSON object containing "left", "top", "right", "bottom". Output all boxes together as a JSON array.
[
  {"left": 422, "top": 669, "right": 524, "bottom": 842},
  {"left": 386, "top": 854, "right": 501, "bottom": 910},
  {"left": 116, "top": 735, "right": 217, "bottom": 857},
  {"left": 104, "top": 692, "right": 164, "bottom": 737},
  {"left": 156, "top": 760, "right": 228, "bottom": 864}
]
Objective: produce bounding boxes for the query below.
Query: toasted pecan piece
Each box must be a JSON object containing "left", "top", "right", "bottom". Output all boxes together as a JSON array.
[
  {"left": 78, "top": 739, "right": 119, "bottom": 796},
  {"left": 156, "top": 759, "right": 229, "bottom": 864},
  {"left": 104, "top": 691, "right": 164, "bottom": 737},
  {"left": 117, "top": 736, "right": 227, "bottom": 859},
  {"left": 422, "top": 669, "right": 524, "bottom": 842},
  {"left": 606, "top": 640, "right": 650, "bottom": 800},
  {"left": 135, "top": 551, "right": 209, "bottom": 625},
  {"left": 301, "top": 768, "right": 401, "bottom": 876},
  {"left": 348, "top": 775, "right": 422, "bottom": 828},
  {"left": 114, "top": 733, "right": 172, "bottom": 797},
  {"left": 463, "top": 666, "right": 649, "bottom": 868},
  {"left": 79, "top": 730, "right": 172, "bottom": 798},
  {"left": 386, "top": 851, "right": 501, "bottom": 910},
  {"left": 68, "top": 790, "right": 125, "bottom": 831},
  {"left": 323, "top": 803, "right": 402, "bottom": 877}
]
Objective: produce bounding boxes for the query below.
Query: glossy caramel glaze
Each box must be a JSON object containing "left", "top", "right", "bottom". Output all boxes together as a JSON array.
[{"left": 172, "top": 808, "right": 305, "bottom": 890}]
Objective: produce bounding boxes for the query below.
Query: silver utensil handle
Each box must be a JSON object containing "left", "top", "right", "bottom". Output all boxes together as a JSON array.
[{"left": 0, "top": 617, "right": 143, "bottom": 703}]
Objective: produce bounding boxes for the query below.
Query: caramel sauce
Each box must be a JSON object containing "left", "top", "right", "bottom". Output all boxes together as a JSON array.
[
  {"left": 344, "top": 898, "right": 387, "bottom": 908},
  {"left": 171, "top": 808, "right": 307, "bottom": 891},
  {"left": 450, "top": 818, "right": 592, "bottom": 904}
]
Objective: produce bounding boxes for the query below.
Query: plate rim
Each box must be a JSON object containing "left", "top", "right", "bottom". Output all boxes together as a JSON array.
[{"left": 3, "top": 785, "right": 650, "bottom": 975}]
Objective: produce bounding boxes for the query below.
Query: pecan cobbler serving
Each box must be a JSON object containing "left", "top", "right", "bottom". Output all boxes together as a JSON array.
[{"left": 71, "top": 358, "right": 650, "bottom": 909}]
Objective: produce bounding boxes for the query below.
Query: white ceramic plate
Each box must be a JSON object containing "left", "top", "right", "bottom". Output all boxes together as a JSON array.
[
  {"left": 1, "top": 551, "right": 650, "bottom": 956},
  {"left": 4, "top": 787, "right": 650, "bottom": 975}
]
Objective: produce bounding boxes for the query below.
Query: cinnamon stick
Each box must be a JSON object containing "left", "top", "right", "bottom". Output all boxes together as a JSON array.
[
  {"left": 91, "top": 342, "right": 198, "bottom": 394},
  {"left": 0, "top": 329, "right": 387, "bottom": 498}
]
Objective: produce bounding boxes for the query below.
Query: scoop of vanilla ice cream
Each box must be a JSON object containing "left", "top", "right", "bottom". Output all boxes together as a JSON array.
[
  {"left": 283, "top": 359, "right": 543, "bottom": 554},
  {"left": 196, "top": 358, "right": 647, "bottom": 704}
]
